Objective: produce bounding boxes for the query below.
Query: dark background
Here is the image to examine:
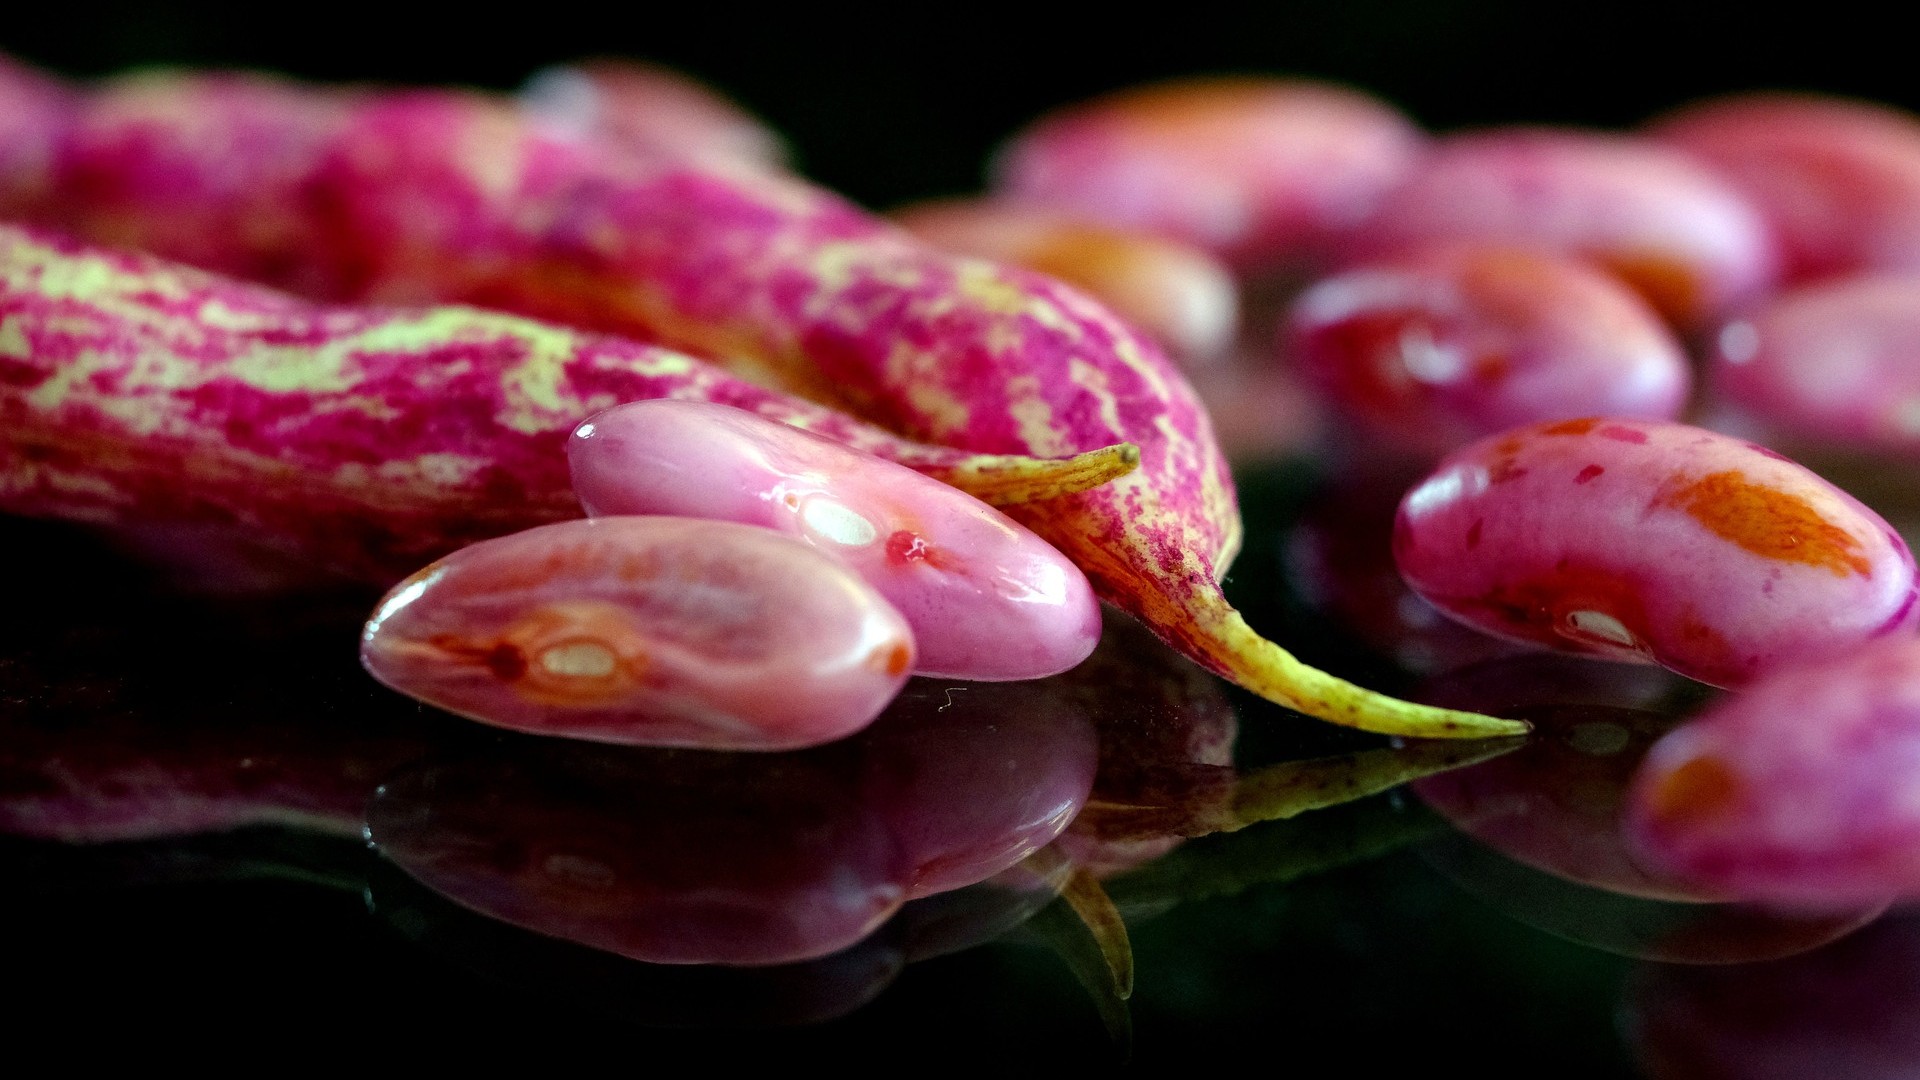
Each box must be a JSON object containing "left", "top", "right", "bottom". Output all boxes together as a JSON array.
[{"left": 5, "top": 2, "right": 1913, "bottom": 209}]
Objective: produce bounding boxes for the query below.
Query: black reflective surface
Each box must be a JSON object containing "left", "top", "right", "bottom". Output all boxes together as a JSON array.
[{"left": 6, "top": 456, "right": 1915, "bottom": 1074}]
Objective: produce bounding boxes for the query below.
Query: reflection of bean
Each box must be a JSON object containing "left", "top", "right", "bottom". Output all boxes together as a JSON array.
[
  {"left": 1395, "top": 419, "right": 1918, "bottom": 686},
  {"left": 1628, "top": 634, "right": 1920, "bottom": 908},
  {"left": 360, "top": 517, "right": 914, "bottom": 750},
  {"left": 569, "top": 401, "right": 1100, "bottom": 681}
]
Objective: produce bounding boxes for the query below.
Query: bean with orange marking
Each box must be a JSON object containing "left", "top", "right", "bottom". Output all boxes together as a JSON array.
[
  {"left": 1395, "top": 419, "right": 1917, "bottom": 686},
  {"left": 360, "top": 517, "right": 916, "bottom": 750}
]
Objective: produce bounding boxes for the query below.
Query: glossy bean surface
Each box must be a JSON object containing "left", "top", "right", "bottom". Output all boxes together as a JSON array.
[
  {"left": 1711, "top": 275, "right": 1920, "bottom": 456},
  {"left": 361, "top": 517, "right": 916, "bottom": 750},
  {"left": 1626, "top": 634, "right": 1920, "bottom": 908},
  {"left": 1394, "top": 419, "right": 1918, "bottom": 686},
  {"left": 1286, "top": 246, "right": 1689, "bottom": 458},
  {"left": 894, "top": 199, "right": 1238, "bottom": 365},
  {"left": 568, "top": 401, "right": 1101, "bottom": 681},
  {"left": 519, "top": 59, "right": 787, "bottom": 170},
  {"left": 1346, "top": 128, "right": 1775, "bottom": 327},
  {"left": 1653, "top": 94, "right": 1920, "bottom": 285},
  {"left": 993, "top": 77, "right": 1424, "bottom": 271}
]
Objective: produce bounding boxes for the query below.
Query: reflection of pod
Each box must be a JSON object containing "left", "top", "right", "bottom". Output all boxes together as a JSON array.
[
  {"left": 361, "top": 517, "right": 916, "bottom": 750},
  {"left": 367, "top": 675, "right": 1100, "bottom": 967},
  {"left": 1628, "top": 913, "right": 1920, "bottom": 1079}
]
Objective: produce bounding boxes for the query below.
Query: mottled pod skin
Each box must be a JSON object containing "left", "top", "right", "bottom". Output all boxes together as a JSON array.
[
  {"left": 1626, "top": 635, "right": 1920, "bottom": 908},
  {"left": 1395, "top": 418, "right": 1919, "bottom": 687},
  {"left": 519, "top": 59, "right": 787, "bottom": 170},
  {"left": 1652, "top": 94, "right": 1920, "bottom": 285},
  {"left": 0, "top": 71, "right": 1517, "bottom": 738},
  {"left": 991, "top": 77, "right": 1425, "bottom": 272},
  {"left": 1346, "top": 129, "right": 1776, "bottom": 328},
  {"left": 1286, "top": 246, "right": 1690, "bottom": 459},
  {"left": 0, "top": 225, "right": 1129, "bottom": 583},
  {"left": 568, "top": 401, "right": 1100, "bottom": 680},
  {"left": 361, "top": 517, "right": 916, "bottom": 750},
  {"left": 1710, "top": 275, "right": 1920, "bottom": 456},
  {"left": 893, "top": 199, "right": 1239, "bottom": 365}
]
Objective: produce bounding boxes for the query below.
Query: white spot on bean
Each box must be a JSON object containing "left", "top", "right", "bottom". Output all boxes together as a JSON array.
[
  {"left": 540, "top": 641, "right": 618, "bottom": 678},
  {"left": 1565, "top": 609, "right": 1640, "bottom": 649},
  {"left": 800, "top": 498, "right": 879, "bottom": 546}
]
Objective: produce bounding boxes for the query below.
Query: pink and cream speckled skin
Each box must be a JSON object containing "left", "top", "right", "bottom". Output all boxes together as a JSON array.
[
  {"left": 0, "top": 225, "right": 1124, "bottom": 583},
  {"left": 1710, "top": 275, "right": 1920, "bottom": 457},
  {"left": 1626, "top": 634, "right": 1920, "bottom": 908},
  {"left": 1395, "top": 418, "right": 1919, "bottom": 688},
  {"left": 1286, "top": 245, "right": 1690, "bottom": 459},
  {"left": 1345, "top": 128, "right": 1777, "bottom": 328},
  {"left": 0, "top": 68, "right": 1517, "bottom": 737},
  {"left": 1652, "top": 94, "right": 1920, "bottom": 286},
  {"left": 361, "top": 516, "right": 917, "bottom": 750},
  {"left": 991, "top": 77, "right": 1426, "bottom": 273},
  {"left": 568, "top": 401, "right": 1101, "bottom": 681}
]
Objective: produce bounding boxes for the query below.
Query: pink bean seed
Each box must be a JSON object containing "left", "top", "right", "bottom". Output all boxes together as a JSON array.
[
  {"left": 1710, "top": 274, "right": 1920, "bottom": 457},
  {"left": 518, "top": 59, "right": 787, "bottom": 170},
  {"left": 1285, "top": 245, "right": 1690, "bottom": 458},
  {"left": 1651, "top": 93, "right": 1920, "bottom": 285},
  {"left": 1344, "top": 128, "right": 1776, "bottom": 328},
  {"left": 893, "top": 198, "right": 1239, "bottom": 365},
  {"left": 567, "top": 401, "right": 1101, "bottom": 681},
  {"left": 1394, "top": 418, "right": 1918, "bottom": 687},
  {"left": 360, "top": 516, "right": 916, "bottom": 750},
  {"left": 1626, "top": 633, "right": 1920, "bottom": 908},
  {"left": 992, "top": 76, "right": 1425, "bottom": 272}
]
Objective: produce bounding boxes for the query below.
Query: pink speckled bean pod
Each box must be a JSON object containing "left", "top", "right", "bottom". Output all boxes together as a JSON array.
[
  {"left": 1709, "top": 275, "right": 1920, "bottom": 457},
  {"left": 0, "top": 225, "right": 1133, "bottom": 584},
  {"left": 1625, "top": 634, "right": 1920, "bottom": 908},
  {"left": 0, "top": 67, "right": 1518, "bottom": 738},
  {"left": 1285, "top": 245, "right": 1690, "bottom": 459},
  {"left": 519, "top": 58, "right": 787, "bottom": 170},
  {"left": 1344, "top": 128, "right": 1776, "bottom": 328},
  {"left": 1395, "top": 418, "right": 1918, "bottom": 687},
  {"left": 991, "top": 76, "right": 1426, "bottom": 273},
  {"left": 893, "top": 198, "right": 1239, "bottom": 365},
  {"left": 568, "top": 401, "right": 1100, "bottom": 681},
  {"left": 0, "top": 54, "right": 74, "bottom": 219},
  {"left": 361, "top": 516, "right": 916, "bottom": 750},
  {"left": 1652, "top": 94, "right": 1920, "bottom": 286}
]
